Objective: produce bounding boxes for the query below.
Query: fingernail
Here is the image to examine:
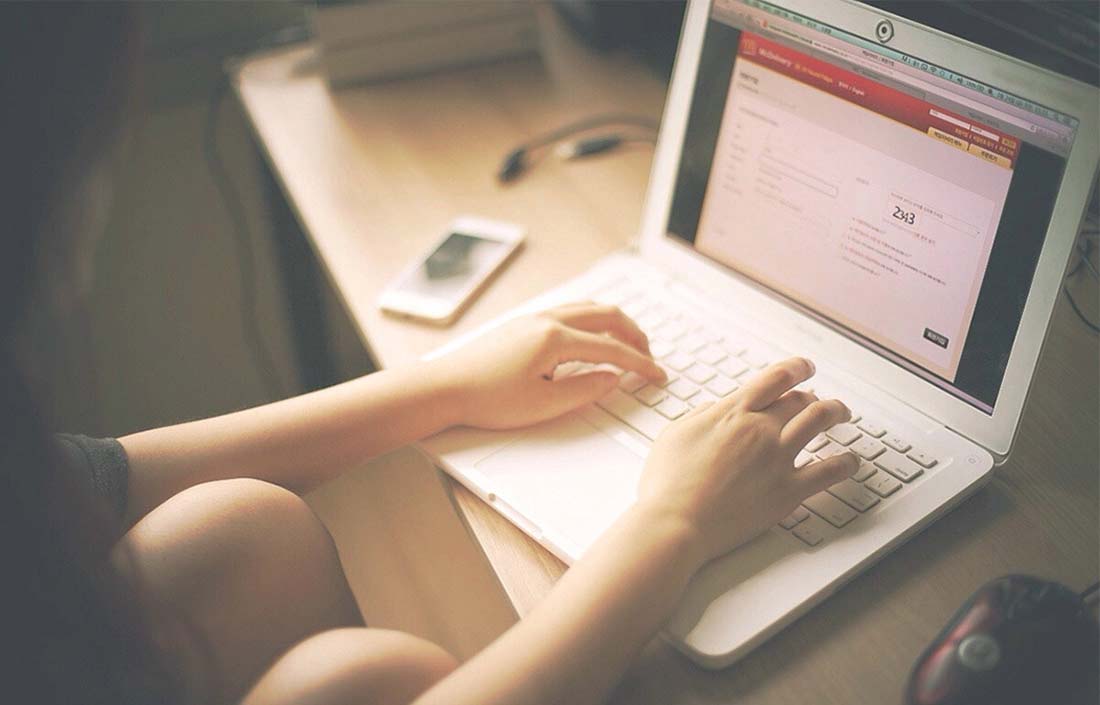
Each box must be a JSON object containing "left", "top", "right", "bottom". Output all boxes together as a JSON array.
[{"left": 804, "top": 358, "right": 816, "bottom": 375}]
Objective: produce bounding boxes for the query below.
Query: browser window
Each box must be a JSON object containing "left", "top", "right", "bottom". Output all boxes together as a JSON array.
[{"left": 667, "top": 0, "right": 1079, "bottom": 413}]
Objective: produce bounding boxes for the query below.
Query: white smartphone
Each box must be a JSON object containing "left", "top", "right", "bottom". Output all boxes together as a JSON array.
[{"left": 378, "top": 216, "right": 525, "bottom": 324}]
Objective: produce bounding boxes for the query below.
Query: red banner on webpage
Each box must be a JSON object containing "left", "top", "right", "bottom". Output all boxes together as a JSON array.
[{"left": 737, "top": 32, "right": 1018, "bottom": 168}]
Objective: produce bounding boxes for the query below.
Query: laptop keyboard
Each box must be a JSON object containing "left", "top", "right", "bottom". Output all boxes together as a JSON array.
[{"left": 589, "top": 281, "right": 941, "bottom": 549}]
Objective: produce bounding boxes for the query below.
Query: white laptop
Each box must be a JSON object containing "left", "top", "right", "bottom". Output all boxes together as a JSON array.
[{"left": 420, "top": 0, "right": 1099, "bottom": 668}]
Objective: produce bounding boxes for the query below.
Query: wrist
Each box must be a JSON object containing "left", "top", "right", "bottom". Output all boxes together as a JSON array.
[
  {"left": 621, "top": 499, "right": 709, "bottom": 578},
  {"left": 418, "top": 356, "right": 475, "bottom": 429}
]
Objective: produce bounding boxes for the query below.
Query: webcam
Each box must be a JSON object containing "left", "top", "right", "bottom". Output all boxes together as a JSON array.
[{"left": 875, "top": 19, "right": 894, "bottom": 43}]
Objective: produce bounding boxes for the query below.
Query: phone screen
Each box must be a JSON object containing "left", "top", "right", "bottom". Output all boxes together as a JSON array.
[{"left": 395, "top": 232, "right": 511, "bottom": 302}]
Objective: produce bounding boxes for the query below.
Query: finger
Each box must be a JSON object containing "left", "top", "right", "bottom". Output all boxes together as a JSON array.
[
  {"left": 543, "top": 371, "right": 619, "bottom": 418},
  {"left": 547, "top": 304, "right": 651, "bottom": 355},
  {"left": 559, "top": 329, "right": 666, "bottom": 382},
  {"left": 762, "top": 389, "right": 818, "bottom": 425},
  {"left": 794, "top": 452, "right": 860, "bottom": 496},
  {"left": 738, "top": 357, "right": 816, "bottom": 411},
  {"left": 779, "top": 398, "right": 851, "bottom": 453}
]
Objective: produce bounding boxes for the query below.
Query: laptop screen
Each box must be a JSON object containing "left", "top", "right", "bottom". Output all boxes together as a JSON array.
[{"left": 666, "top": 0, "right": 1080, "bottom": 414}]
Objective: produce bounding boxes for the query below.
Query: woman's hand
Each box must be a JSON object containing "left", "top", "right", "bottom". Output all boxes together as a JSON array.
[
  {"left": 637, "top": 357, "right": 859, "bottom": 566},
  {"left": 427, "top": 303, "right": 666, "bottom": 430}
]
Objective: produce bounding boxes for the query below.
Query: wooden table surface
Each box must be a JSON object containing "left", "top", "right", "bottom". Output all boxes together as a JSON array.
[{"left": 235, "top": 12, "right": 1099, "bottom": 703}]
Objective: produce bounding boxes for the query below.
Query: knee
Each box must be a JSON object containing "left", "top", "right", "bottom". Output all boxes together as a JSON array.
[
  {"left": 123, "top": 478, "right": 338, "bottom": 586},
  {"left": 206, "top": 478, "right": 335, "bottom": 556},
  {"left": 350, "top": 629, "right": 459, "bottom": 689},
  {"left": 244, "top": 628, "right": 458, "bottom": 705}
]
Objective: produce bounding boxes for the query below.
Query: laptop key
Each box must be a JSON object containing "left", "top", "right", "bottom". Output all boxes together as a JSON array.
[
  {"left": 655, "top": 396, "right": 690, "bottom": 420},
  {"left": 875, "top": 450, "right": 924, "bottom": 482},
  {"left": 596, "top": 388, "right": 671, "bottom": 440},
  {"left": 882, "top": 433, "right": 911, "bottom": 453},
  {"left": 865, "top": 471, "right": 902, "bottom": 497},
  {"left": 705, "top": 375, "right": 739, "bottom": 397},
  {"left": 687, "top": 390, "right": 720, "bottom": 408},
  {"left": 654, "top": 321, "right": 688, "bottom": 341},
  {"left": 685, "top": 363, "right": 717, "bottom": 385},
  {"left": 664, "top": 352, "right": 695, "bottom": 372},
  {"left": 717, "top": 356, "right": 750, "bottom": 379},
  {"left": 649, "top": 339, "right": 675, "bottom": 359},
  {"left": 634, "top": 385, "right": 668, "bottom": 407},
  {"left": 857, "top": 420, "right": 887, "bottom": 438},
  {"left": 779, "top": 505, "right": 811, "bottom": 529},
  {"left": 791, "top": 514, "right": 830, "bottom": 546},
  {"left": 742, "top": 348, "right": 771, "bottom": 368},
  {"left": 828, "top": 479, "right": 880, "bottom": 512},
  {"left": 794, "top": 450, "right": 815, "bottom": 469},
  {"left": 850, "top": 436, "right": 886, "bottom": 460},
  {"left": 696, "top": 344, "right": 728, "bottom": 366},
  {"left": 907, "top": 450, "right": 938, "bottom": 468},
  {"left": 816, "top": 441, "right": 850, "bottom": 461},
  {"left": 666, "top": 378, "right": 700, "bottom": 400},
  {"left": 721, "top": 336, "right": 749, "bottom": 356},
  {"left": 853, "top": 460, "right": 877, "bottom": 482},
  {"left": 677, "top": 333, "right": 708, "bottom": 353},
  {"left": 695, "top": 326, "right": 725, "bottom": 344},
  {"left": 826, "top": 423, "right": 862, "bottom": 446},
  {"left": 804, "top": 492, "right": 857, "bottom": 527},
  {"left": 658, "top": 369, "right": 679, "bottom": 388},
  {"left": 806, "top": 433, "right": 829, "bottom": 452}
]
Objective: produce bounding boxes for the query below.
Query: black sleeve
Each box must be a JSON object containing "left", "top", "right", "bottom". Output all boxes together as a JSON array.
[{"left": 55, "top": 434, "right": 130, "bottom": 518}]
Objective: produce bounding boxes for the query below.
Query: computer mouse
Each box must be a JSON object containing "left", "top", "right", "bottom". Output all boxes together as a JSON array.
[{"left": 905, "top": 575, "right": 1098, "bottom": 705}]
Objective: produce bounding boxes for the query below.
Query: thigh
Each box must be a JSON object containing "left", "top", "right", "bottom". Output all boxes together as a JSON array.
[
  {"left": 242, "top": 628, "right": 457, "bottom": 705},
  {"left": 115, "top": 478, "right": 362, "bottom": 703}
]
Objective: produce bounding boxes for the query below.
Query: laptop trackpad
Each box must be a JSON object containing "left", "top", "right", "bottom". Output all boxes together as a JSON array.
[{"left": 474, "top": 413, "right": 644, "bottom": 558}]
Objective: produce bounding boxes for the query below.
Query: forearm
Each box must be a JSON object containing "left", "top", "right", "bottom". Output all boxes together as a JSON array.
[
  {"left": 414, "top": 503, "right": 704, "bottom": 705},
  {"left": 119, "top": 359, "right": 464, "bottom": 524}
]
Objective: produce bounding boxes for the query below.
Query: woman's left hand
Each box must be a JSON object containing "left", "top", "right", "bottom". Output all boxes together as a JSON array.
[{"left": 427, "top": 303, "right": 667, "bottom": 430}]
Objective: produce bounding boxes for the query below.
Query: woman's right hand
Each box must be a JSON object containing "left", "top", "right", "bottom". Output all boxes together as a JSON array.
[{"left": 637, "top": 357, "right": 859, "bottom": 566}]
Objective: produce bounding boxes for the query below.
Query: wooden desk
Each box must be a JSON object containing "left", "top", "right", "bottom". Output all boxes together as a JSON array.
[{"left": 234, "top": 15, "right": 1099, "bottom": 704}]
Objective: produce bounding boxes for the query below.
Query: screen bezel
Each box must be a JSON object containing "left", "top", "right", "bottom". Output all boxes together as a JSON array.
[{"left": 638, "top": 0, "right": 1098, "bottom": 457}]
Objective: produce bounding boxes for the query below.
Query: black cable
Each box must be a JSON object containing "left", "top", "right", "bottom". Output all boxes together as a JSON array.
[
  {"left": 556, "top": 132, "right": 658, "bottom": 160},
  {"left": 498, "top": 113, "right": 659, "bottom": 183},
  {"left": 204, "top": 75, "right": 288, "bottom": 399},
  {"left": 1064, "top": 227, "right": 1099, "bottom": 334},
  {"left": 1064, "top": 284, "right": 1100, "bottom": 334}
]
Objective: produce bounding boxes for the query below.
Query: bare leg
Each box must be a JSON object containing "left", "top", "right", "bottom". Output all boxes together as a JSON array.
[
  {"left": 242, "top": 628, "right": 457, "bottom": 705},
  {"left": 115, "top": 478, "right": 363, "bottom": 702}
]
